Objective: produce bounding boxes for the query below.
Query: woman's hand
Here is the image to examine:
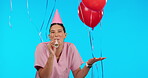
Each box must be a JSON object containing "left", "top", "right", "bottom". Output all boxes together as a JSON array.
[
  {"left": 47, "top": 41, "right": 56, "bottom": 56},
  {"left": 57, "top": 39, "right": 64, "bottom": 48},
  {"left": 87, "top": 57, "right": 106, "bottom": 65}
]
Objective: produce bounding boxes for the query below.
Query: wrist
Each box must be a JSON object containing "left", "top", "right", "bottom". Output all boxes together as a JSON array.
[
  {"left": 86, "top": 62, "right": 92, "bottom": 68},
  {"left": 49, "top": 53, "right": 54, "bottom": 58}
]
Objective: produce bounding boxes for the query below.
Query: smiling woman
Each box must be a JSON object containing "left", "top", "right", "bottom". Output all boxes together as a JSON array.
[{"left": 34, "top": 9, "right": 106, "bottom": 78}]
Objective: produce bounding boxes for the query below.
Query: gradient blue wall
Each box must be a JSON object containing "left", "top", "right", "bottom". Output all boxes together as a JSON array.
[{"left": 0, "top": 0, "right": 148, "bottom": 78}]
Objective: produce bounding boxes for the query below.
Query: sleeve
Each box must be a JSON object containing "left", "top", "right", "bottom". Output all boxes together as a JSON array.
[
  {"left": 34, "top": 43, "right": 48, "bottom": 70},
  {"left": 70, "top": 44, "right": 84, "bottom": 71}
]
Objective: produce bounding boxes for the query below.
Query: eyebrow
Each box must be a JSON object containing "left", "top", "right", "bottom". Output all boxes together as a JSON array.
[
  {"left": 50, "top": 30, "right": 55, "bottom": 32},
  {"left": 50, "top": 29, "right": 63, "bottom": 32}
]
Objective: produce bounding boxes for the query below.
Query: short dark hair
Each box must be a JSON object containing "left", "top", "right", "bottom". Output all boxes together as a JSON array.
[{"left": 49, "top": 23, "right": 66, "bottom": 33}]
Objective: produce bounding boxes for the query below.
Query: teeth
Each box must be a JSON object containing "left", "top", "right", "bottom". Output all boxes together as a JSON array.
[{"left": 54, "top": 40, "right": 59, "bottom": 48}]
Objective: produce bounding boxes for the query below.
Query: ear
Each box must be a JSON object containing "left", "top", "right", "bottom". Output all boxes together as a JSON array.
[
  {"left": 48, "top": 34, "right": 51, "bottom": 39},
  {"left": 64, "top": 33, "right": 67, "bottom": 38}
]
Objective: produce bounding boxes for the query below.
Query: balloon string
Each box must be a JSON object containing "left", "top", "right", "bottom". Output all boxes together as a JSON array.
[
  {"left": 88, "top": 29, "right": 96, "bottom": 78},
  {"left": 10, "top": 0, "right": 12, "bottom": 11},
  {"left": 26, "top": 0, "right": 53, "bottom": 42},
  {"left": 9, "top": 0, "right": 13, "bottom": 28},
  {"left": 26, "top": 0, "right": 39, "bottom": 32},
  {"left": 100, "top": 22, "right": 104, "bottom": 78},
  {"left": 88, "top": 30, "right": 94, "bottom": 51},
  {"left": 26, "top": 0, "right": 45, "bottom": 42},
  {"left": 45, "top": 0, "right": 56, "bottom": 40},
  {"left": 39, "top": 0, "right": 50, "bottom": 42},
  {"left": 9, "top": 16, "right": 12, "bottom": 28},
  {"left": 100, "top": 50, "right": 104, "bottom": 78},
  {"left": 39, "top": 0, "right": 49, "bottom": 33},
  {"left": 46, "top": 0, "right": 49, "bottom": 9},
  {"left": 39, "top": 0, "right": 51, "bottom": 42},
  {"left": 95, "top": 63, "right": 100, "bottom": 78},
  {"left": 91, "top": 66, "right": 94, "bottom": 78},
  {"left": 39, "top": 32, "right": 44, "bottom": 42}
]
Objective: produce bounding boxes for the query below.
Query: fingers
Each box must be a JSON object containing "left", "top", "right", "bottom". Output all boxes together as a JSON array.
[
  {"left": 58, "top": 40, "right": 62, "bottom": 45},
  {"left": 94, "top": 57, "right": 106, "bottom": 62},
  {"left": 47, "top": 41, "right": 56, "bottom": 55},
  {"left": 87, "top": 57, "right": 106, "bottom": 65},
  {"left": 47, "top": 42, "right": 52, "bottom": 52},
  {"left": 97, "top": 57, "right": 106, "bottom": 60},
  {"left": 50, "top": 40, "right": 56, "bottom": 47}
]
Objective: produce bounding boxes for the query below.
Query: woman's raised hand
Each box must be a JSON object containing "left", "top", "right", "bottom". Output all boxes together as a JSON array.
[
  {"left": 87, "top": 57, "right": 106, "bottom": 65},
  {"left": 47, "top": 41, "right": 56, "bottom": 56}
]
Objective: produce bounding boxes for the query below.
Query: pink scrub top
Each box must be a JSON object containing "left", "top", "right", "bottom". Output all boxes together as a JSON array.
[{"left": 34, "top": 42, "right": 84, "bottom": 78}]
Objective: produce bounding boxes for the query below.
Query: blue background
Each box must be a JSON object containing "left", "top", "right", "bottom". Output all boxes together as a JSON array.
[{"left": 0, "top": 0, "right": 148, "bottom": 78}]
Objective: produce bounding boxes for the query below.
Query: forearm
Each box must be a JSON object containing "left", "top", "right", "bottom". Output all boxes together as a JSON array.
[
  {"left": 74, "top": 57, "right": 106, "bottom": 78},
  {"left": 76, "top": 66, "right": 90, "bottom": 78},
  {"left": 38, "top": 55, "right": 54, "bottom": 78}
]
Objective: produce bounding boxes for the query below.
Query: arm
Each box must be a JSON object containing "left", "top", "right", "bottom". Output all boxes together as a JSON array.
[
  {"left": 38, "top": 42, "right": 57, "bottom": 78},
  {"left": 38, "top": 54, "right": 54, "bottom": 78},
  {"left": 72, "top": 66, "right": 90, "bottom": 78},
  {"left": 73, "top": 57, "right": 106, "bottom": 78}
]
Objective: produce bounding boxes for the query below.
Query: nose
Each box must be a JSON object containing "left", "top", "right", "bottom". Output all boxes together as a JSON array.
[{"left": 54, "top": 32, "right": 58, "bottom": 37}]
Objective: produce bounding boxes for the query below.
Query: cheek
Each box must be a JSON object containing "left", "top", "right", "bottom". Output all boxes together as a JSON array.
[
  {"left": 49, "top": 34, "right": 54, "bottom": 38},
  {"left": 59, "top": 34, "right": 64, "bottom": 37},
  {"left": 61, "top": 34, "right": 66, "bottom": 38},
  {"left": 58, "top": 34, "right": 65, "bottom": 39}
]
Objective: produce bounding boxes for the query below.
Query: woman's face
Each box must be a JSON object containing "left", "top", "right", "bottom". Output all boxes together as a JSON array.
[{"left": 49, "top": 25, "right": 66, "bottom": 42}]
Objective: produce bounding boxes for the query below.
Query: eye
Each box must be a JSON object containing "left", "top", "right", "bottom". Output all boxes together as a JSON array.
[
  {"left": 50, "top": 31, "right": 55, "bottom": 33},
  {"left": 58, "top": 30, "right": 62, "bottom": 33}
]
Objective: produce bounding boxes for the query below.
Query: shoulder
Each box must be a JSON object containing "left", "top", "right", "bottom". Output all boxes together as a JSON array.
[
  {"left": 64, "top": 42, "right": 78, "bottom": 53},
  {"left": 35, "top": 42, "right": 49, "bottom": 51},
  {"left": 35, "top": 42, "right": 48, "bottom": 55}
]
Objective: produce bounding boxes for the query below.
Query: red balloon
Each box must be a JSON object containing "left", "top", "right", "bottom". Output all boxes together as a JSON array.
[
  {"left": 78, "top": 2, "right": 103, "bottom": 29},
  {"left": 82, "top": 0, "right": 107, "bottom": 11}
]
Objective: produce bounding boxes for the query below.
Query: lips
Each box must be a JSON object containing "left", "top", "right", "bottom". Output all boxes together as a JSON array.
[{"left": 54, "top": 38, "right": 60, "bottom": 40}]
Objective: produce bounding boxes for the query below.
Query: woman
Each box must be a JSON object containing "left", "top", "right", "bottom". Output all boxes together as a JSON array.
[{"left": 34, "top": 10, "right": 106, "bottom": 78}]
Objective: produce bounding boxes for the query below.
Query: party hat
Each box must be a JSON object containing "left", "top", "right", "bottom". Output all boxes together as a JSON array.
[{"left": 52, "top": 9, "right": 62, "bottom": 24}]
